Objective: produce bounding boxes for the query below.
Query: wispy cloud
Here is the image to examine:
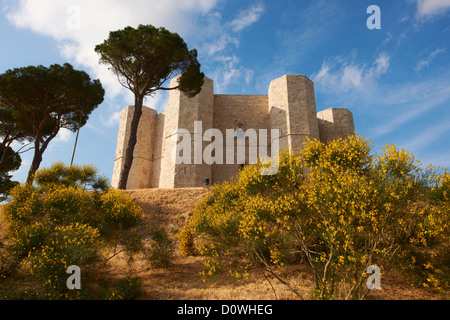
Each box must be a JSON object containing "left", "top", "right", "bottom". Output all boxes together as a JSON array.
[
  {"left": 380, "top": 71, "right": 450, "bottom": 105},
  {"left": 272, "top": 0, "right": 344, "bottom": 71},
  {"left": 5, "top": 0, "right": 221, "bottom": 105},
  {"left": 208, "top": 55, "right": 243, "bottom": 93},
  {"left": 197, "top": 3, "right": 266, "bottom": 92},
  {"left": 3, "top": 0, "right": 266, "bottom": 111},
  {"left": 372, "top": 53, "right": 391, "bottom": 76},
  {"left": 415, "top": 0, "right": 450, "bottom": 19},
  {"left": 370, "top": 98, "right": 442, "bottom": 138},
  {"left": 415, "top": 48, "right": 445, "bottom": 71},
  {"left": 228, "top": 2, "right": 265, "bottom": 32},
  {"left": 55, "top": 128, "right": 73, "bottom": 143},
  {"left": 403, "top": 119, "right": 450, "bottom": 153},
  {"left": 370, "top": 74, "right": 450, "bottom": 138},
  {"left": 310, "top": 45, "right": 450, "bottom": 147},
  {"left": 312, "top": 52, "right": 390, "bottom": 94},
  {"left": 100, "top": 111, "right": 122, "bottom": 128}
]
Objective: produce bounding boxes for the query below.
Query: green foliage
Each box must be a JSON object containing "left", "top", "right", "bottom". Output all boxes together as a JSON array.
[
  {"left": 181, "top": 135, "right": 450, "bottom": 299},
  {"left": 28, "top": 223, "right": 103, "bottom": 299},
  {"left": 0, "top": 103, "right": 29, "bottom": 146},
  {"left": 147, "top": 227, "right": 175, "bottom": 268},
  {"left": 178, "top": 226, "right": 195, "bottom": 257},
  {"left": 95, "top": 24, "right": 204, "bottom": 98},
  {"left": 0, "top": 163, "right": 144, "bottom": 299},
  {"left": 35, "top": 162, "right": 109, "bottom": 191},
  {"left": 0, "top": 63, "right": 105, "bottom": 183},
  {"left": 0, "top": 63, "right": 104, "bottom": 133},
  {"left": 0, "top": 102, "right": 31, "bottom": 166},
  {"left": 0, "top": 146, "right": 22, "bottom": 201},
  {"left": 101, "top": 276, "right": 142, "bottom": 300},
  {"left": 391, "top": 171, "right": 450, "bottom": 292}
]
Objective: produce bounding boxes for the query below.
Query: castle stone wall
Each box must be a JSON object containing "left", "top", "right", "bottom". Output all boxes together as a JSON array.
[
  {"left": 149, "top": 113, "right": 166, "bottom": 188},
  {"left": 317, "top": 108, "right": 355, "bottom": 144},
  {"left": 174, "top": 77, "right": 214, "bottom": 188},
  {"left": 269, "top": 75, "right": 320, "bottom": 154},
  {"left": 111, "top": 105, "right": 156, "bottom": 190},
  {"left": 111, "top": 74, "right": 356, "bottom": 190},
  {"left": 212, "top": 94, "right": 270, "bottom": 184},
  {"left": 157, "top": 78, "right": 182, "bottom": 189}
]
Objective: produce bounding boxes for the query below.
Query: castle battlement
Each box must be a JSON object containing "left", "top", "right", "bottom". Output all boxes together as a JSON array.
[{"left": 111, "top": 74, "right": 355, "bottom": 189}]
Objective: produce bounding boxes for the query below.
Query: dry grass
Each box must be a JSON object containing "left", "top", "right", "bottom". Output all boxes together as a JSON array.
[
  {"left": 110, "top": 252, "right": 447, "bottom": 300},
  {"left": 113, "top": 188, "right": 448, "bottom": 300},
  {"left": 124, "top": 188, "right": 210, "bottom": 230},
  {"left": 1, "top": 188, "right": 447, "bottom": 300}
]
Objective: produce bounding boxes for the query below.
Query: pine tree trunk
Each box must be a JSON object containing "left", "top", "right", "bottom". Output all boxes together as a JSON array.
[
  {"left": 117, "top": 95, "right": 143, "bottom": 190},
  {"left": 25, "top": 128, "right": 60, "bottom": 185},
  {"left": 26, "top": 142, "right": 43, "bottom": 185}
]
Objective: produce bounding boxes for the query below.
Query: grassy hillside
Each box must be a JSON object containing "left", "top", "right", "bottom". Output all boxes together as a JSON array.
[
  {"left": 110, "top": 188, "right": 448, "bottom": 300},
  {"left": 0, "top": 187, "right": 447, "bottom": 299}
]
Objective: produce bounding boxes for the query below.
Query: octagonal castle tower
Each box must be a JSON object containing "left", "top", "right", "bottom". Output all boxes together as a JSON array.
[{"left": 111, "top": 74, "right": 355, "bottom": 189}]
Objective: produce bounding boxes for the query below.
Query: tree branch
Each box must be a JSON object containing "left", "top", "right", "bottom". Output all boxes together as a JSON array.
[{"left": 253, "top": 249, "right": 303, "bottom": 299}]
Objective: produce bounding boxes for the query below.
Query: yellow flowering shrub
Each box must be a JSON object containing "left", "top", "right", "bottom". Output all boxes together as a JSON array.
[
  {"left": 0, "top": 163, "right": 144, "bottom": 299},
  {"left": 180, "top": 135, "right": 449, "bottom": 299},
  {"left": 34, "top": 162, "right": 109, "bottom": 191},
  {"left": 29, "top": 223, "right": 103, "bottom": 299},
  {"left": 101, "top": 188, "right": 143, "bottom": 230},
  {"left": 392, "top": 169, "right": 450, "bottom": 291},
  {"left": 101, "top": 276, "right": 142, "bottom": 300}
]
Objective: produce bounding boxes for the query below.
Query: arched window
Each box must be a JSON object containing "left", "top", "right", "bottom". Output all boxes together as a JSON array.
[{"left": 235, "top": 122, "right": 246, "bottom": 139}]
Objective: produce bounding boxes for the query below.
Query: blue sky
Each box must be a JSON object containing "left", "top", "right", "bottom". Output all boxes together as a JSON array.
[{"left": 1, "top": 0, "right": 450, "bottom": 184}]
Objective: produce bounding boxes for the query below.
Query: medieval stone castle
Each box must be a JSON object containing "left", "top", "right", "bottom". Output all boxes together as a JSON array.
[{"left": 111, "top": 74, "right": 355, "bottom": 190}]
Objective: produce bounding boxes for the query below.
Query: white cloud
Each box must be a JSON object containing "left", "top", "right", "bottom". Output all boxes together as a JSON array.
[
  {"left": 415, "top": 0, "right": 450, "bottom": 18},
  {"left": 370, "top": 99, "right": 440, "bottom": 138},
  {"left": 223, "top": 68, "right": 241, "bottom": 89},
  {"left": 5, "top": 0, "right": 220, "bottom": 103},
  {"left": 209, "top": 55, "right": 243, "bottom": 93},
  {"left": 381, "top": 71, "right": 450, "bottom": 105},
  {"left": 5, "top": 0, "right": 265, "bottom": 98},
  {"left": 102, "top": 111, "right": 122, "bottom": 128},
  {"left": 314, "top": 62, "right": 330, "bottom": 82},
  {"left": 400, "top": 16, "right": 411, "bottom": 23},
  {"left": 267, "top": 0, "right": 345, "bottom": 74},
  {"left": 245, "top": 70, "right": 254, "bottom": 85},
  {"left": 228, "top": 2, "right": 265, "bottom": 32},
  {"left": 415, "top": 48, "right": 445, "bottom": 71},
  {"left": 55, "top": 128, "right": 73, "bottom": 143},
  {"left": 373, "top": 52, "right": 391, "bottom": 76},
  {"left": 312, "top": 52, "right": 390, "bottom": 92},
  {"left": 203, "top": 32, "right": 240, "bottom": 56},
  {"left": 381, "top": 32, "right": 394, "bottom": 46},
  {"left": 341, "top": 65, "right": 363, "bottom": 88},
  {"left": 310, "top": 51, "right": 449, "bottom": 147},
  {"left": 197, "top": 3, "right": 265, "bottom": 92}
]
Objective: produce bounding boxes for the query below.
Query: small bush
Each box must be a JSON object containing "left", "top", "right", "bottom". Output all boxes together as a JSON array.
[
  {"left": 0, "top": 163, "right": 144, "bottom": 299},
  {"left": 147, "top": 227, "right": 175, "bottom": 268},
  {"left": 178, "top": 226, "right": 195, "bottom": 256},
  {"left": 101, "top": 276, "right": 142, "bottom": 300},
  {"left": 29, "top": 223, "right": 103, "bottom": 299}
]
